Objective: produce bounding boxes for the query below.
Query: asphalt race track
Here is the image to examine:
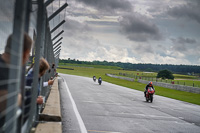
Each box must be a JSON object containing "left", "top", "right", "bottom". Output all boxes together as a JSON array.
[{"left": 58, "top": 73, "right": 200, "bottom": 133}]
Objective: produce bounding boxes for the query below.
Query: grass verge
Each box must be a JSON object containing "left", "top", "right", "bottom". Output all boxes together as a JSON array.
[{"left": 57, "top": 66, "right": 200, "bottom": 105}]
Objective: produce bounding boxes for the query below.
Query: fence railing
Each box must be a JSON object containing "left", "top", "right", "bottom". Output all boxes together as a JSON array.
[
  {"left": 106, "top": 74, "right": 200, "bottom": 94},
  {"left": 0, "top": 0, "right": 67, "bottom": 132},
  {"left": 119, "top": 73, "right": 200, "bottom": 88}
]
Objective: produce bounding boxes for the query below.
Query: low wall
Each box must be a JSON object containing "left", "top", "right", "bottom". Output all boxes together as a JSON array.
[
  {"left": 106, "top": 74, "right": 134, "bottom": 82},
  {"left": 106, "top": 73, "right": 200, "bottom": 94},
  {"left": 138, "top": 79, "right": 200, "bottom": 94}
]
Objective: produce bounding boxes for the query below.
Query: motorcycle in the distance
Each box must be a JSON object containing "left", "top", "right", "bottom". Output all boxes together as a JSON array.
[
  {"left": 93, "top": 76, "right": 96, "bottom": 82},
  {"left": 145, "top": 87, "right": 155, "bottom": 102},
  {"left": 98, "top": 77, "right": 102, "bottom": 85}
]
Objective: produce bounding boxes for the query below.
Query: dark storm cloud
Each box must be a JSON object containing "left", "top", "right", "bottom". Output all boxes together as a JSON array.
[
  {"left": 65, "top": 18, "right": 90, "bottom": 34},
  {"left": 75, "top": 0, "right": 133, "bottom": 13},
  {"left": 171, "top": 42, "right": 187, "bottom": 52},
  {"left": 167, "top": 2, "right": 200, "bottom": 24},
  {"left": 171, "top": 37, "right": 197, "bottom": 45},
  {"left": 171, "top": 37, "right": 197, "bottom": 52},
  {"left": 119, "top": 14, "right": 163, "bottom": 42}
]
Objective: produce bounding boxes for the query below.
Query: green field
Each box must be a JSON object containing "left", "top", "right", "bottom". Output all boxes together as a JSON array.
[
  {"left": 57, "top": 64, "right": 200, "bottom": 105},
  {"left": 115, "top": 71, "right": 198, "bottom": 79},
  {"left": 59, "top": 63, "right": 123, "bottom": 70},
  {"left": 113, "top": 70, "right": 199, "bottom": 87}
]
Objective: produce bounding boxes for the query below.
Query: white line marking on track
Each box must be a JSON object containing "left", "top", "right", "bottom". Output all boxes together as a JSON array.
[
  {"left": 88, "top": 130, "right": 122, "bottom": 133},
  {"left": 63, "top": 78, "right": 88, "bottom": 133}
]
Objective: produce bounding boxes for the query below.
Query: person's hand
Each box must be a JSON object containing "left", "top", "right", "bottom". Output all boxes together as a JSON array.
[
  {"left": 48, "top": 80, "right": 54, "bottom": 85},
  {"left": 37, "top": 96, "right": 43, "bottom": 104}
]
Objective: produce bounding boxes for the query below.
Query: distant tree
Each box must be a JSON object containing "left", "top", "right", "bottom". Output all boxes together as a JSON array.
[
  {"left": 59, "top": 59, "right": 200, "bottom": 74},
  {"left": 157, "top": 69, "right": 174, "bottom": 79},
  {"left": 146, "top": 68, "right": 153, "bottom": 72}
]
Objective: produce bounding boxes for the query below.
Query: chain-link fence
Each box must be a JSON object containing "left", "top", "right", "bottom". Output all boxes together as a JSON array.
[{"left": 0, "top": 0, "right": 67, "bottom": 132}]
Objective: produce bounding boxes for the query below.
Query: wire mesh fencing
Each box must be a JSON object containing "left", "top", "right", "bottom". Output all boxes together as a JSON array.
[{"left": 0, "top": 0, "right": 66, "bottom": 132}]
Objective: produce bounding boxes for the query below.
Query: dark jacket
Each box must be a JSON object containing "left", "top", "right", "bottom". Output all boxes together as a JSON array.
[{"left": 145, "top": 84, "right": 154, "bottom": 91}]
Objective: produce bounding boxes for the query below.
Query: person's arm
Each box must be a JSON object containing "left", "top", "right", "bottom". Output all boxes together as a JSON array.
[
  {"left": 48, "top": 80, "right": 54, "bottom": 85},
  {"left": 43, "top": 80, "right": 54, "bottom": 87},
  {"left": 145, "top": 85, "right": 148, "bottom": 90},
  {"left": 43, "top": 82, "right": 48, "bottom": 87}
]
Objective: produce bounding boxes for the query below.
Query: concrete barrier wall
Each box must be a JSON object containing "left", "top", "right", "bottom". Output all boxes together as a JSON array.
[
  {"left": 106, "top": 74, "right": 134, "bottom": 82},
  {"left": 138, "top": 79, "right": 200, "bottom": 94},
  {"left": 106, "top": 73, "right": 200, "bottom": 94}
]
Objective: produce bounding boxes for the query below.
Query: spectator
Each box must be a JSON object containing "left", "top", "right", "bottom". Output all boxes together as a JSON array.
[
  {"left": 26, "top": 58, "right": 50, "bottom": 104},
  {"left": 49, "top": 63, "right": 57, "bottom": 80},
  {"left": 24, "top": 58, "right": 50, "bottom": 122},
  {"left": 26, "top": 62, "right": 54, "bottom": 88},
  {"left": 0, "top": 33, "right": 32, "bottom": 128}
]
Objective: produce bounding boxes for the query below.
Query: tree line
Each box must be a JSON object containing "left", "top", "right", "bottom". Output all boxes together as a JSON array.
[{"left": 59, "top": 59, "right": 200, "bottom": 74}]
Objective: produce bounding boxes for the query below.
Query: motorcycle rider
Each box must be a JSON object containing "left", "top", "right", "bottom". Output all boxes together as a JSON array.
[
  {"left": 144, "top": 81, "right": 155, "bottom": 97},
  {"left": 98, "top": 76, "right": 102, "bottom": 80},
  {"left": 98, "top": 76, "right": 102, "bottom": 83},
  {"left": 93, "top": 75, "right": 96, "bottom": 82}
]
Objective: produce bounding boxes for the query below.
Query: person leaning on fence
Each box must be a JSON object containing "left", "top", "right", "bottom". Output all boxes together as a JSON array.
[
  {"left": 48, "top": 63, "right": 57, "bottom": 80},
  {"left": 26, "top": 57, "right": 50, "bottom": 104},
  {"left": 23, "top": 58, "right": 50, "bottom": 122},
  {"left": 26, "top": 61, "right": 54, "bottom": 90},
  {"left": 0, "top": 33, "right": 32, "bottom": 128},
  {"left": 52, "top": 63, "right": 57, "bottom": 75}
]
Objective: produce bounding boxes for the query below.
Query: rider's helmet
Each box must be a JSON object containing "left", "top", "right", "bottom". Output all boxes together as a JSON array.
[{"left": 149, "top": 81, "right": 152, "bottom": 86}]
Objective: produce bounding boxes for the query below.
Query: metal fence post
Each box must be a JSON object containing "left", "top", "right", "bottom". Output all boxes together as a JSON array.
[
  {"left": 20, "top": 0, "right": 32, "bottom": 132},
  {"left": 50, "top": 20, "right": 65, "bottom": 33},
  {"left": 55, "top": 50, "right": 61, "bottom": 57},
  {"left": 44, "top": 0, "right": 54, "bottom": 7},
  {"left": 53, "top": 42, "right": 62, "bottom": 50},
  {"left": 53, "top": 37, "right": 63, "bottom": 46},
  {"left": 52, "top": 30, "right": 64, "bottom": 41},
  {"left": 48, "top": 3, "right": 68, "bottom": 21},
  {"left": 54, "top": 46, "right": 61, "bottom": 53},
  {"left": 5, "top": 0, "right": 27, "bottom": 132},
  {"left": 27, "top": 0, "right": 45, "bottom": 130}
]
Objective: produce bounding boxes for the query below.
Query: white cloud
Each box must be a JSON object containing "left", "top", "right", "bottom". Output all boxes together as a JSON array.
[
  {"left": 140, "top": 53, "right": 191, "bottom": 65},
  {"left": 57, "top": 0, "right": 200, "bottom": 65},
  {"left": 76, "top": 46, "right": 139, "bottom": 63}
]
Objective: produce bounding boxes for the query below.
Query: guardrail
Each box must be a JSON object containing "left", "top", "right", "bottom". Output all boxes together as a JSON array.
[
  {"left": 138, "top": 79, "right": 200, "bottom": 94},
  {"left": 106, "top": 74, "right": 200, "bottom": 94}
]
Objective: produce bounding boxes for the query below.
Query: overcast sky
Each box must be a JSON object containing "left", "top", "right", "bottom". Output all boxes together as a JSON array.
[{"left": 52, "top": 0, "right": 200, "bottom": 65}]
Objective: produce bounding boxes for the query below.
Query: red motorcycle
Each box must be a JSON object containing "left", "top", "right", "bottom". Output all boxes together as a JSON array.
[{"left": 145, "top": 87, "right": 155, "bottom": 102}]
